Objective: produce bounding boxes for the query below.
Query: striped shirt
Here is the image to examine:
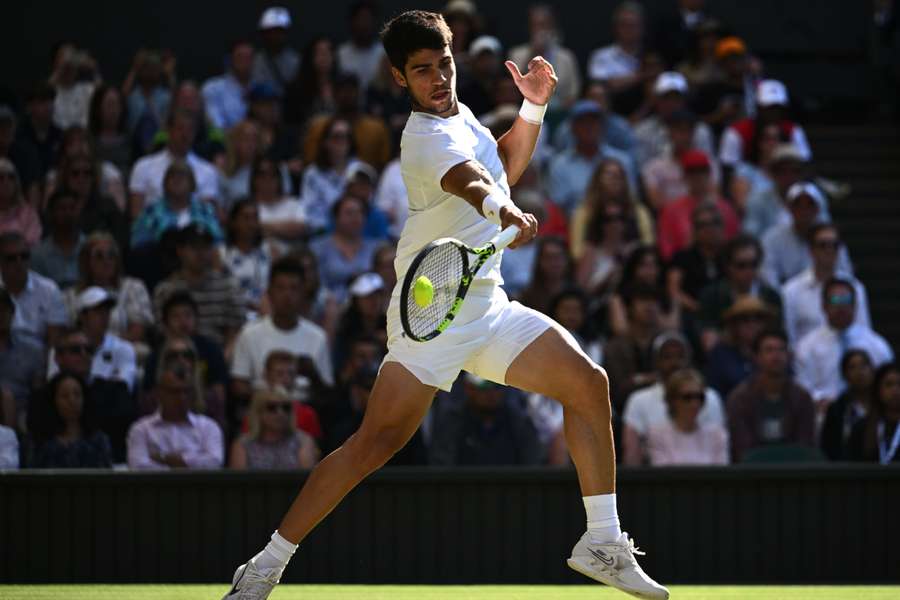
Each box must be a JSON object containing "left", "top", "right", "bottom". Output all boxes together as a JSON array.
[{"left": 153, "top": 271, "right": 245, "bottom": 345}]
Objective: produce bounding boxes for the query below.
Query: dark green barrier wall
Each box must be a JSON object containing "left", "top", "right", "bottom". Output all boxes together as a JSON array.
[{"left": 1, "top": 465, "right": 899, "bottom": 584}]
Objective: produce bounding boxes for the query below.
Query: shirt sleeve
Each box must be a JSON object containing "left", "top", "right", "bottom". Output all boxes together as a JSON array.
[
  {"left": 45, "top": 282, "right": 68, "bottom": 326},
  {"left": 128, "top": 159, "right": 150, "bottom": 195},
  {"left": 402, "top": 128, "right": 475, "bottom": 192},
  {"left": 127, "top": 422, "right": 168, "bottom": 470},
  {"left": 201, "top": 80, "right": 227, "bottom": 130}
]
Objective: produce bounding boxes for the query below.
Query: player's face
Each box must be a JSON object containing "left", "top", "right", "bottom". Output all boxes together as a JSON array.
[{"left": 393, "top": 46, "right": 457, "bottom": 117}]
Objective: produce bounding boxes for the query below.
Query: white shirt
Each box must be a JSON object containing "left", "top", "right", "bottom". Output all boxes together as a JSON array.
[
  {"left": 795, "top": 323, "right": 894, "bottom": 402},
  {"left": 0, "top": 271, "right": 67, "bottom": 348},
  {"left": 53, "top": 82, "right": 95, "bottom": 129},
  {"left": 337, "top": 41, "right": 385, "bottom": 91},
  {"left": 374, "top": 158, "right": 409, "bottom": 239},
  {"left": 761, "top": 222, "right": 853, "bottom": 287},
  {"left": 719, "top": 125, "right": 812, "bottom": 166},
  {"left": 588, "top": 45, "right": 640, "bottom": 82},
  {"left": 623, "top": 382, "right": 725, "bottom": 436},
  {"left": 230, "top": 316, "right": 333, "bottom": 386},
  {"left": 0, "top": 425, "right": 18, "bottom": 469},
  {"left": 258, "top": 197, "right": 306, "bottom": 226},
  {"left": 782, "top": 267, "right": 871, "bottom": 345},
  {"left": 49, "top": 332, "right": 137, "bottom": 392},
  {"left": 129, "top": 149, "right": 220, "bottom": 205},
  {"left": 127, "top": 411, "right": 224, "bottom": 470}
]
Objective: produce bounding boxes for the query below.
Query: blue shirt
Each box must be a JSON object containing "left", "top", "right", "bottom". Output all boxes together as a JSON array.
[
  {"left": 130, "top": 196, "right": 224, "bottom": 248},
  {"left": 30, "top": 234, "right": 84, "bottom": 289},
  {"left": 201, "top": 73, "right": 248, "bottom": 130},
  {"left": 546, "top": 145, "right": 639, "bottom": 215}
]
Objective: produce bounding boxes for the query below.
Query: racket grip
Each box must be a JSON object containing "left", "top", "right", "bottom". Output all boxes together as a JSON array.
[{"left": 494, "top": 225, "right": 521, "bottom": 250}]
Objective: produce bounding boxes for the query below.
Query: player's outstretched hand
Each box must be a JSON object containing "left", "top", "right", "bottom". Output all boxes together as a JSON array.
[
  {"left": 500, "top": 205, "right": 538, "bottom": 249},
  {"left": 505, "top": 57, "right": 558, "bottom": 106}
]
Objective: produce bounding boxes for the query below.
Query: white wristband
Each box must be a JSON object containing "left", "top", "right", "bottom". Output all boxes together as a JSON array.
[
  {"left": 481, "top": 190, "right": 514, "bottom": 225},
  {"left": 519, "top": 98, "right": 547, "bottom": 125}
]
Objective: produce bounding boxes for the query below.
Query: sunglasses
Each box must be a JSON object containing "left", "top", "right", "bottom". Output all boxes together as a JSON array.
[
  {"left": 678, "top": 392, "right": 705, "bottom": 403},
  {"left": 1, "top": 251, "right": 29, "bottom": 263},
  {"left": 731, "top": 259, "right": 759, "bottom": 270},
  {"left": 264, "top": 402, "right": 293, "bottom": 414},
  {"left": 59, "top": 343, "right": 93, "bottom": 355},
  {"left": 827, "top": 293, "right": 854, "bottom": 306},
  {"left": 165, "top": 350, "right": 195, "bottom": 361}
]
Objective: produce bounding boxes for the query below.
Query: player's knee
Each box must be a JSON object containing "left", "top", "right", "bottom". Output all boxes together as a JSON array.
[
  {"left": 354, "top": 426, "right": 409, "bottom": 473},
  {"left": 566, "top": 365, "right": 611, "bottom": 419}
]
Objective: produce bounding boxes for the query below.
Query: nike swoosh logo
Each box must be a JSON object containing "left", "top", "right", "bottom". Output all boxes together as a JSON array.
[
  {"left": 589, "top": 548, "right": 615, "bottom": 567},
  {"left": 228, "top": 565, "right": 247, "bottom": 596}
]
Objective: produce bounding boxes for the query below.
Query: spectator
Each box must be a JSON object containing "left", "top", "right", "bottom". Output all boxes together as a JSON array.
[
  {"left": 442, "top": 0, "right": 482, "bottom": 68},
  {"left": 822, "top": 350, "right": 874, "bottom": 461},
  {"left": 219, "top": 120, "right": 276, "bottom": 208},
  {"left": 730, "top": 122, "right": 785, "bottom": 214},
  {"left": 229, "top": 388, "right": 319, "bottom": 470},
  {"left": 45, "top": 125, "right": 126, "bottom": 211},
  {"left": 848, "top": 363, "right": 900, "bottom": 464},
  {"left": 252, "top": 156, "right": 306, "bottom": 246},
  {"left": 727, "top": 329, "right": 817, "bottom": 462},
  {"left": 338, "top": 1, "right": 384, "bottom": 92},
  {"left": 128, "top": 110, "right": 220, "bottom": 217},
  {"left": 300, "top": 117, "right": 363, "bottom": 233},
  {"left": 783, "top": 223, "right": 871, "bottom": 346},
  {"left": 231, "top": 257, "right": 333, "bottom": 400},
  {"left": 697, "top": 234, "right": 782, "bottom": 351},
  {"left": 622, "top": 331, "right": 725, "bottom": 465},
  {"left": 334, "top": 273, "right": 387, "bottom": 371},
  {"left": 742, "top": 143, "right": 808, "bottom": 239},
  {"left": 153, "top": 223, "right": 244, "bottom": 347},
  {"left": 49, "top": 46, "right": 99, "bottom": 130},
  {"left": 251, "top": 7, "right": 301, "bottom": 97},
  {"left": 430, "top": 374, "right": 542, "bottom": 466},
  {"left": 30, "top": 188, "right": 83, "bottom": 288},
  {"left": 654, "top": 0, "right": 710, "bottom": 67},
  {"left": 0, "top": 159, "right": 41, "bottom": 246},
  {"left": 0, "top": 287, "right": 44, "bottom": 430},
  {"left": 20, "top": 82, "right": 63, "bottom": 178},
  {"left": 546, "top": 100, "right": 637, "bottom": 215},
  {"left": 675, "top": 18, "right": 721, "bottom": 89},
  {"left": 130, "top": 160, "right": 224, "bottom": 248},
  {"left": 0, "top": 106, "right": 41, "bottom": 207},
  {"left": 365, "top": 55, "right": 411, "bottom": 145},
  {"left": 126, "top": 366, "right": 224, "bottom": 469},
  {"left": 154, "top": 81, "right": 226, "bottom": 163},
  {"left": 0, "top": 423, "right": 17, "bottom": 468},
  {"left": 310, "top": 195, "right": 380, "bottom": 301},
  {"left": 575, "top": 198, "right": 633, "bottom": 298},
  {"left": 634, "top": 72, "right": 715, "bottom": 167},
  {"left": 656, "top": 149, "right": 738, "bottom": 261},
  {"left": 570, "top": 158, "right": 653, "bottom": 261},
  {"left": 692, "top": 36, "right": 757, "bottom": 132},
  {"left": 458, "top": 36, "right": 504, "bottom": 118},
  {"left": 518, "top": 236, "right": 574, "bottom": 315},
  {"left": 246, "top": 84, "right": 297, "bottom": 167},
  {"left": 551, "top": 80, "right": 638, "bottom": 161},
  {"left": 261, "top": 350, "right": 324, "bottom": 441},
  {"left": 290, "top": 245, "right": 338, "bottom": 328},
  {"left": 608, "top": 246, "right": 680, "bottom": 337},
  {"left": 796, "top": 278, "right": 894, "bottom": 408},
  {"left": 303, "top": 74, "right": 392, "bottom": 171},
  {"left": 221, "top": 199, "right": 278, "bottom": 318},
  {"left": 705, "top": 296, "right": 772, "bottom": 399},
  {"left": 30, "top": 373, "right": 112, "bottom": 468},
  {"left": 373, "top": 156, "right": 408, "bottom": 240},
  {"left": 666, "top": 204, "right": 725, "bottom": 314},
  {"left": 344, "top": 162, "right": 395, "bottom": 241},
  {"left": 0, "top": 232, "right": 67, "bottom": 349},
  {"left": 202, "top": 39, "right": 255, "bottom": 131},
  {"left": 509, "top": 4, "right": 580, "bottom": 109},
  {"left": 123, "top": 49, "right": 173, "bottom": 154},
  {"left": 372, "top": 243, "right": 397, "bottom": 297},
  {"left": 646, "top": 368, "right": 729, "bottom": 466},
  {"left": 588, "top": 2, "right": 644, "bottom": 97},
  {"left": 284, "top": 36, "right": 339, "bottom": 126},
  {"left": 760, "top": 182, "right": 851, "bottom": 287},
  {"left": 87, "top": 84, "right": 131, "bottom": 177}
]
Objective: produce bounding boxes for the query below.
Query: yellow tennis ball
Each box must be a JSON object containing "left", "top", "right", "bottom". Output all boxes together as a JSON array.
[{"left": 414, "top": 275, "right": 434, "bottom": 307}]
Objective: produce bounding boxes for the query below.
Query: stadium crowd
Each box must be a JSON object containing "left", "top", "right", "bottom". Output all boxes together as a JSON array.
[{"left": 0, "top": 0, "right": 898, "bottom": 471}]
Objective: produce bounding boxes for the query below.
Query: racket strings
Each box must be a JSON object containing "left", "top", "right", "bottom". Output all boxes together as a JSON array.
[{"left": 405, "top": 243, "right": 465, "bottom": 338}]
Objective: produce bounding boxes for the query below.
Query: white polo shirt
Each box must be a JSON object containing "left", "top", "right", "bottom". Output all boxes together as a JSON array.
[
  {"left": 129, "top": 149, "right": 220, "bottom": 205},
  {"left": 48, "top": 333, "right": 137, "bottom": 392},
  {"left": 230, "top": 316, "right": 334, "bottom": 387}
]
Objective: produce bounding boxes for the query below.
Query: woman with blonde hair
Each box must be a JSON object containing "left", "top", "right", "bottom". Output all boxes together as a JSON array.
[
  {"left": 229, "top": 387, "right": 319, "bottom": 470},
  {"left": 0, "top": 159, "right": 41, "bottom": 246}
]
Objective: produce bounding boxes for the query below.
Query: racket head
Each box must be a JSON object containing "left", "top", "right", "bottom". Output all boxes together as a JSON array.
[{"left": 400, "top": 239, "right": 470, "bottom": 341}]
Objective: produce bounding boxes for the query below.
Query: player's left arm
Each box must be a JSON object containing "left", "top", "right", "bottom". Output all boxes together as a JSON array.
[{"left": 495, "top": 57, "right": 558, "bottom": 186}]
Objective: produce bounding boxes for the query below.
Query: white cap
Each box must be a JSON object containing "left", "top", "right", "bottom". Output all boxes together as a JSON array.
[
  {"left": 345, "top": 161, "right": 378, "bottom": 184},
  {"left": 469, "top": 35, "right": 502, "bottom": 57},
  {"left": 76, "top": 286, "right": 116, "bottom": 313},
  {"left": 349, "top": 273, "right": 384, "bottom": 297},
  {"left": 757, "top": 79, "right": 789, "bottom": 107},
  {"left": 259, "top": 7, "right": 292, "bottom": 30},
  {"left": 786, "top": 182, "right": 826, "bottom": 211},
  {"left": 654, "top": 71, "right": 688, "bottom": 95}
]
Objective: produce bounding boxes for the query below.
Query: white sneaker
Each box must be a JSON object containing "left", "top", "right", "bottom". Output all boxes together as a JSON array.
[
  {"left": 567, "top": 531, "right": 669, "bottom": 599},
  {"left": 222, "top": 561, "right": 281, "bottom": 599}
]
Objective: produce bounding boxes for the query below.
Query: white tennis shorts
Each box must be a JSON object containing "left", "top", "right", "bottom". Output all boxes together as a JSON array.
[{"left": 384, "top": 282, "right": 555, "bottom": 391}]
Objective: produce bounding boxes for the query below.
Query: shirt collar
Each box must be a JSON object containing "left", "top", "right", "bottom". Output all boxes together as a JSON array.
[{"left": 151, "top": 410, "right": 200, "bottom": 427}]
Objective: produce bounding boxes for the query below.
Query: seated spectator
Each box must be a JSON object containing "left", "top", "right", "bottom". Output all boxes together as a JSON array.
[
  {"left": 0, "top": 106, "right": 42, "bottom": 208},
  {"left": 246, "top": 84, "right": 298, "bottom": 168},
  {"left": 442, "top": 0, "right": 482, "bottom": 69},
  {"left": 123, "top": 49, "right": 173, "bottom": 155},
  {"left": 344, "top": 162, "right": 391, "bottom": 241},
  {"left": 667, "top": 204, "right": 725, "bottom": 314},
  {"left": 338, "top": 1, "right": 384, "bottom": 92},
  {"left": 334, "top": 273, "right": 387, "bottom": 372},
  {"left": 575, "top": 198, "right": 633, "bottom": 298},
  {"left": 761, "top": 182, "right": 851, "bottom": 287},
  {"left": 221, "top": 199, "right": 279, "bottom": 318},
  {"left": 727, "top": 329, "right": 816, "bottom": 462},
  {"left": 201, "top": 39, "right": 254, "bottom": 131},
  {"left": 691, "top": 36, "right": 754, "bottom": 134},
  {"left": 284, "top": 36, "right": 339, "bottom": 127},
  {"left": 130, "top": 160, "right": 224, "bottom": 248},
  {"left": 151, "top": 81, "right": 226, "bottom": 164},
  {"left": 49, "top": 45, "right": 99, "bottom": 130},
  {"left": 251, "top": 156, "right": 306, "bottom": 248},
  {"left": 231, "top": 257, "right": 334, "bottom": 402},
  {"left": 741, "top": 144, "right": 807, "bottom": 239},
  {"left": 30, "top": 189, "right": 83, "bottom": 288},
  {"left": 697, "top": 235, "right": 782, "bottom": 351},
  {"left": 551, "top": 80, "right": 638, "bottom": 161},
  {"left": 588, "top": 2, "right": 643, "bottom": 104},
  {"left": 656, "top": 150, "right": 738, "bottom": 261},
  {"left": 152, "top": 223, "right": 244, "bottom": 347},
  {"left": 310, "top": 195, "right": 380, "bottom": 301},
  {"left": 510, "top": 4, "right": 580, "bottom": 110},
  {"left": 729, "top": 122, "right": 787, "bottom": 218},
  {"left": 430, "top": 374, "right": 542, "bottom": 466},
  {"left": 219, "top": 120, "right": 274, "bottom": 209},
  {"left": 608, "top": 246, "right": 680, "bottom": 337},
  {"left": 128, "top": 110, "right": 220, "bottom": 217},
  {"left": 365, "top": 55, "right": 411, "bottom": 144},
  {"left": 458, "top": 35, "right": 503, "bottom": 117},
  {"left": 251, "top": 6, "right": 301, "bottom": 97},
  {"left": 229, "top": 388, "right": 319, "bottom": 470},
  {"left": 675, "top": 17, "right": 721, "bottom": 89},
  {"left": 30, "top": 372, "right": 112, "bottom": 468},
  {"left": 0, "top": 159, "right": 41, "bottom": 246},
  {"left": 848, "top": 363, "right": 900, "bottom": 464},
  {"left": 372, "top": 243, "right": 397, "bottom": 299},
  {"left": 126, "top": 366, "right": 224, "bottom": 470},
  {"left": 783, "top": 223, "right": 871, "bottom": 346},
  {"left": 0, "top": 287, "right": 44, "bottom": 430},
  {"left": 822, "top": 350, "right": 874, "bottom": 461},
  {"left": 705, "top": 296, "right": 772, "bottom": 399},
  {"left": 796, "top": 278, "right": 894, "bottom": 409},
  {"left": 20, "top": 82, "right": 63, "bottom": 179},
  {"left": 634, "top": 72, "right": 715, "bottom": 167},
  {"left": 87, "top": 84, "right": 131, "bottom": 176},
  {"left": 261, "top": 350, "right": 324, "bottom": 441},
  {"left": 290, "top": 245, "right": 339, "bottom": 328},
  {"left": 0, "top": 423, "right": 17, "bottom": 468},
  {"left": 622, "top": 331, "right": 724, "bottom": 465},
  {"left": 518, "top": 236, "right": 574, "bottom": 315},
  {"left": 646, "top": 368, "right": 729, "bottom": 466},
  {"left": 0, "top": 232, "right": 67, "bottom": 350}
]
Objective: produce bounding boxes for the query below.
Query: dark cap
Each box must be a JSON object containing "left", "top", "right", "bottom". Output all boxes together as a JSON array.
[{"left": 176, "top": 222, "right": 215, "bottom": 245}]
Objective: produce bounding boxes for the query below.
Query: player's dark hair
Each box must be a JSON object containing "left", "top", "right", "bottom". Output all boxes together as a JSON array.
[
  {"left": 269, "top": 256, "right": 305, "bottom": 287},
  {"left": 381, "top": 10, "right": 453, "bottom": 72}
]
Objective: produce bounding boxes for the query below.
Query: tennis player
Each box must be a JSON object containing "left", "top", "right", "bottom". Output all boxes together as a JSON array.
[{"left": 224, "top": 10, "right": 667, "bottom": 599}]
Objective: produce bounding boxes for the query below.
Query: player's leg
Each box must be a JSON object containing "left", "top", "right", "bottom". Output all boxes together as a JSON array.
[{"left": 223, "top": 361, "right": 436, "bottom": 599}]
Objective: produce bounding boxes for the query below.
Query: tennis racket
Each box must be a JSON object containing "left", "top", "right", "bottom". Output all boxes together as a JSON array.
[{"left": 400, "top": 225, "right": 521, "bottom": 342}]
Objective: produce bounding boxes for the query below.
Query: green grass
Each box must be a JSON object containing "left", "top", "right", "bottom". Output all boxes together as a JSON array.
[{"left": 1, "top": 586, "right": 898, "bottom": 600}]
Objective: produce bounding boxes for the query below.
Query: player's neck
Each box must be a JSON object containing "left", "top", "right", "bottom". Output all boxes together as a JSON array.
[{"left": 411, "top": 98, "right": 459, "bottom": 119}]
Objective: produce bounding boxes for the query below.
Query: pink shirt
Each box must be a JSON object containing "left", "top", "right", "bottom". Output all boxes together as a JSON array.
[
  {"left": 0, "top": 202, "right": 42, "bottom": 247},
  {"left": 127, "top": 411, "right": 224, "bottom": 469},
  {"left": 656, "top": 195, "right": 739, "bottom": 261},
  {"left": 646, "top": 420, "right": 730, "bottom": 466}
]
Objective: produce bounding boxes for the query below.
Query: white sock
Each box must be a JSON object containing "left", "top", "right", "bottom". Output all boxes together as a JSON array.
[
  {"left": 584, "top": 493, "right": 621, "bottom": 544},
  {"left": 251, "top": 530, "right": 298, "bottom": 572}
]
